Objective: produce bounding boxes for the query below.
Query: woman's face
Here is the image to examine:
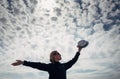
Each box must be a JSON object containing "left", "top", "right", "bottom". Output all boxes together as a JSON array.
[{"left": 53, "top": 52, "right": 61, "bottom": 62}]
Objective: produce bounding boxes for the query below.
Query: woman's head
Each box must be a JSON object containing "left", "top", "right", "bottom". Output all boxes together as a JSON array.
[{"left": 50, "top": 50, "right": 61, "bottom": 63}]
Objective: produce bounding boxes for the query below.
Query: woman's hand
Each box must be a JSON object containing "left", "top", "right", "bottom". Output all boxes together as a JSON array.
[
  {"left": 77, "top": 46, "right": 82, "bottom": 53},
  {"left": 11, "top": 60, "right": 23, "bottom": 66}
]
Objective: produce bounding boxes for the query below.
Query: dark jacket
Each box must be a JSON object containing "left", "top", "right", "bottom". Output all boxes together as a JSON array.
[{"left": 23, "top": 52, "right": 80, "bottom": 79}]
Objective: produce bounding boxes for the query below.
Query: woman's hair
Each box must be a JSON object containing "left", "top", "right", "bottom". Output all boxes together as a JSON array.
[{"left": 50, "top": 50, "right": 59, "bottom": 63}]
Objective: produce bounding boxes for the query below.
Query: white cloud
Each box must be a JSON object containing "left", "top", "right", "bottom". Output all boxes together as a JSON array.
[{"left": 0, "top": 0, "right": 120, "bottom": 79}]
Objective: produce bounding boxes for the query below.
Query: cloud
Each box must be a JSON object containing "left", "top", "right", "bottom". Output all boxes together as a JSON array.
[{"left": 0, "top": 0, "right": 120, "bottom": 79}]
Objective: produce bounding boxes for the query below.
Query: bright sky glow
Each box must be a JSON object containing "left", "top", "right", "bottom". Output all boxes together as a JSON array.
[{"left": 40, "top": 0, "right": 57, "bottom": 10}]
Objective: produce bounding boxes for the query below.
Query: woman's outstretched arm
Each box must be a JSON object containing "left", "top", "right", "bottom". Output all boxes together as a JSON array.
[
  {"left": 11, "top": 60, "right": 23, "bottom": 66},
  {"left": 11, "top": 60, "right": 50, "bottom": 71},
  {"left": 63, "top": 47, "right": 82, "bottom": 70}
]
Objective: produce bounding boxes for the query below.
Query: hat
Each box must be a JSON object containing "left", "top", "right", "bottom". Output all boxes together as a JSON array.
[{"left": 77, "top": 40, "right": 89, "bottom": 48}]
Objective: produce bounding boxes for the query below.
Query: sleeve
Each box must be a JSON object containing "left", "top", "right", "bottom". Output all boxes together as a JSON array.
[
  {"left": 64, "top": 52, "right": 80, "bottom": 70},
  {"left": 23, "top": 61, "right": 49, "bottom": 71}
]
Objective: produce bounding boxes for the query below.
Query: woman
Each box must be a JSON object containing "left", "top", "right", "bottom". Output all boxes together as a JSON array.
[{"left": 11, "top": 47, "right": 82, "bottom": 79}]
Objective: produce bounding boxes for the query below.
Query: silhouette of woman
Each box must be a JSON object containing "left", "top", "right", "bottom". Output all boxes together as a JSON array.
[{"left": 12, "top": 47, "right": 82, "bottom": 79}]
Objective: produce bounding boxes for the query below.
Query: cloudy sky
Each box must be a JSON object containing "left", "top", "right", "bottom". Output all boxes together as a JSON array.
[{"left": 0, "top": 0, "right": 120, "bottom": 79}]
